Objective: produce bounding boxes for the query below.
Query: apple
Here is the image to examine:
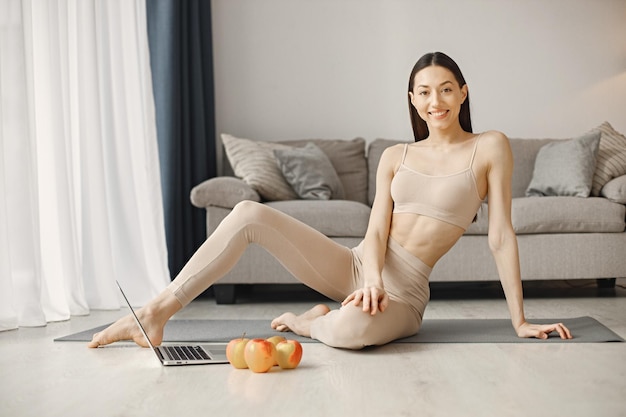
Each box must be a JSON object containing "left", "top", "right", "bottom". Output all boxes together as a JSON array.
[
  {"left": 266, "top": 335, "right": 286, "bottom": 365},
  {"left": 244, "top": 338, "right": 276, "bottom": 373},
  {"left": 275, "top": 340, "right": 303, "bottom": 369},
  {"left": 226, "top": 336, "right": 250, "bottom": 369}
]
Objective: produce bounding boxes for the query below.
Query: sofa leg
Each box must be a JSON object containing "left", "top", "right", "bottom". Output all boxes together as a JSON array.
[
  {"left": 596, "top": 278, "right": 616, "bottom": 289},
  {"left": 214, "top": 284, "right": 237, "bottom": 304}
]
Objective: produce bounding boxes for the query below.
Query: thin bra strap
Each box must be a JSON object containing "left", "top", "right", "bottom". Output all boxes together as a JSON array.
[
  {"left": 468, "top": 133, "right": 482, "bottom": 168},
  {"left": 401, "top": 144, "right": 409, "bottom": 164}
]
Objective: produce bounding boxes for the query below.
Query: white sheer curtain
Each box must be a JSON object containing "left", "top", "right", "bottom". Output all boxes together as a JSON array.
[{"left": 0, "top": 0, "right": 170, "bottom": 331}]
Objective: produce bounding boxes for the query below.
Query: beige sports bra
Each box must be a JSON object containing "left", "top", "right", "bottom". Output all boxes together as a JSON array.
[{"left": 390, "top": 135, "right": 484, "bottom": 230}]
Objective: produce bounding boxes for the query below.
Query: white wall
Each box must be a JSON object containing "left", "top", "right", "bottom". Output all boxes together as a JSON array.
[{"left": 212, "top": 0, "right": 626, "bottom": 143}]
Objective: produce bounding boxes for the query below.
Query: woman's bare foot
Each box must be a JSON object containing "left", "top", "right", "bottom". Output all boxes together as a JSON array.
[
  {"left": 270, "top": 304, "right": 331, "bottom": 337},
  {"left": 87, "top": 309, "right": 165, "bottom": 348},
  {"left": 87, "top": 290, "right": 182, "bottom": 348}
]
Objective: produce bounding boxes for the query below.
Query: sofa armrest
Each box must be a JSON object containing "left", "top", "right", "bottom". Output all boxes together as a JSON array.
[
  {"left": 601, "top": 175, "right": 626, "bottom": 205},
  {"left": 190, "top": 177, "right": 261, "bottom": 209}
]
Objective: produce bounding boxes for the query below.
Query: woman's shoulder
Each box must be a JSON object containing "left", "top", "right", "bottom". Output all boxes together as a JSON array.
[
  {"left": 476, "top": 130, "right": 513, "bottom": 170},
  {"left": 478, "top": 130, "right": 509, "bottom": 144},
  {"left": 378, "top": 143, "right": 408, "bottom": 172},
  {"left": 477, "top": 130, "right": 511, "bottom": 155},
  {"left": 380, "top": 142, "right": 408, "bottom": 160}
]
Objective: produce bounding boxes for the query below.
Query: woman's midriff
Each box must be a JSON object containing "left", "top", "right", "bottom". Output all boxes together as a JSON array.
[{"left": 389, "top": 212, "right": 466, "bottom": 268}]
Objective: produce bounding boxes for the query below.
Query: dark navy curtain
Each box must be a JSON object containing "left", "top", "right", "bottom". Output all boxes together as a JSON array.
[{"left": 146, "top": 0, "right": 217, "bottom": 278}]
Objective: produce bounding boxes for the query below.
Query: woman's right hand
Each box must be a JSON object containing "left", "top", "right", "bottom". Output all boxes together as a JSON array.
[{"left": 342, "top": 286, "right": 389, "bottom": 316}]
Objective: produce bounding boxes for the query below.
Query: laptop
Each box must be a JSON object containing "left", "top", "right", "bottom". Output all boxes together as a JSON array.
[{"left": 116, "top": 281, "right": 229, "bottom": 366}]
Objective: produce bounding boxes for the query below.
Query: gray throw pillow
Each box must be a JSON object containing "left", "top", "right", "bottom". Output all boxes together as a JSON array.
[
  {"left": 274, "top": 143, "right": 345, "bottom": 200},
  {"left": 526, "top": 131, "right": 601, "bottom": 197},
  {"left": 222, "top": 134, "right": 298, "bottom": 201}
]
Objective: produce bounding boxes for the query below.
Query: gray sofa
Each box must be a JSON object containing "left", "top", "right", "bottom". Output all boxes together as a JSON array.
[{"left": 190, "top": 134, "right": 626, "bottom": 304}]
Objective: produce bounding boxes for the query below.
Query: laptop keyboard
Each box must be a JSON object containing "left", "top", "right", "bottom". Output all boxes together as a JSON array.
[{"left": 162, "top": 345, "right": 210, "bottom": 361}]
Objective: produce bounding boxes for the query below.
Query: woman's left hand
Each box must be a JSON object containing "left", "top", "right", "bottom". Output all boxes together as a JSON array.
[
  {"left": 516, "top": 321, "right": 572, "bottom": 340},
  {"left": 342, "top": 286, "right": 389, "bottom": 316}
]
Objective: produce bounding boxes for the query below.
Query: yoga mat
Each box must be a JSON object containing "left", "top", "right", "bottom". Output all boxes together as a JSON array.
[{"left": 55, "top": 316, "right": 623, "bottom": 344}]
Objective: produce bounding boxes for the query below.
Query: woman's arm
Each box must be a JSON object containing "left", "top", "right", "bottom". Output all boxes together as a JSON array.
[
  {"left": 484, "top": 132, "right": 571, "bottom": 339},
  {"left": 342, "top": 145, "right": 401, "bottom": 315}
]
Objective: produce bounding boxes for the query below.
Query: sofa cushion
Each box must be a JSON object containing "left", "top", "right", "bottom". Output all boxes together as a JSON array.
[
  {"left": 525, "top": 131, "right": 601, "bottom": 197},
  {"left": 464, "top": 197, "right": 625, "bottom": 235},
  {"left": 513, "top": 197, "right": 625, "bottom": 234},
  {"left": 273, "top": 142, "right": 345, "bottom": 200},
  {"left": 590, "top": 121, "right": 626, "bottom": 196},
  {"left": 279, "top": 138, "right": 368, "bottom": 204},
  {"left": 266, "top": 200, "right": 371, "bottom": 237},
  {"left": 222, "top": 134, "right": 299, "bottom": 201},
  {"left": 601, "top": 175, "right": 626, "bottom": 204}
]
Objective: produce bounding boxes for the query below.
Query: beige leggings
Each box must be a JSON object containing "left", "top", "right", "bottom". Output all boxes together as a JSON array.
[{"left": 167, "top": 200, "right": 431, "bottom": 350}]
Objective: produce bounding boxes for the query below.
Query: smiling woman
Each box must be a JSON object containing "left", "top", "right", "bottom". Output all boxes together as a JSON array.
[
  {"left": 88, "top": 51, "right": 572, "bottom": 351},
  {"left": 407, "top": 52, "right": 472, "bottom": 142}
]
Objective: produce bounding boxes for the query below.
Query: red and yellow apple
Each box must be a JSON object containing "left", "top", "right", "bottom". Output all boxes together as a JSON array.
[
  {"left": 244, "top": 338, "right": 276, "bottom": 373},
  {"left": 226, "top": 336, "right": 250, "bottom": 369},
  {"left": 266, "top": 335, "right": 286, "bottom": 365},
  {"left": 275, "top": 340, "right": 303, "bottom": 369}
]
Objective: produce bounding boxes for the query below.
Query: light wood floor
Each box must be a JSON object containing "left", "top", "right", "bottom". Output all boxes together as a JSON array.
[{"left": 1, "top": 280, "right": 625, "bottom": 417}]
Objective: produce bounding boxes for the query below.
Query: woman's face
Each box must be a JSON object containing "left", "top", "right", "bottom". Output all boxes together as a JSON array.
[{"left": 409, "top": 65, "right": 468, "bottom": 132}]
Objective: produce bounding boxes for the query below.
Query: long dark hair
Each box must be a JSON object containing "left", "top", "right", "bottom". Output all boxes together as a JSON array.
[{"left": 408, "top": 52, "right": 472, "bottom": 142}]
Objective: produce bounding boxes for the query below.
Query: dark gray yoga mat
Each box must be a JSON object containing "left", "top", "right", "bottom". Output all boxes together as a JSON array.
[{"left": 55, "top": 316, "right": 622, "bottom": 343}]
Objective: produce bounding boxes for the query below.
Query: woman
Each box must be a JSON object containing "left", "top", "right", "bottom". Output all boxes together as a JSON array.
[{"left": 89, "top": 52, "right": 571, "bottom": 350}]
